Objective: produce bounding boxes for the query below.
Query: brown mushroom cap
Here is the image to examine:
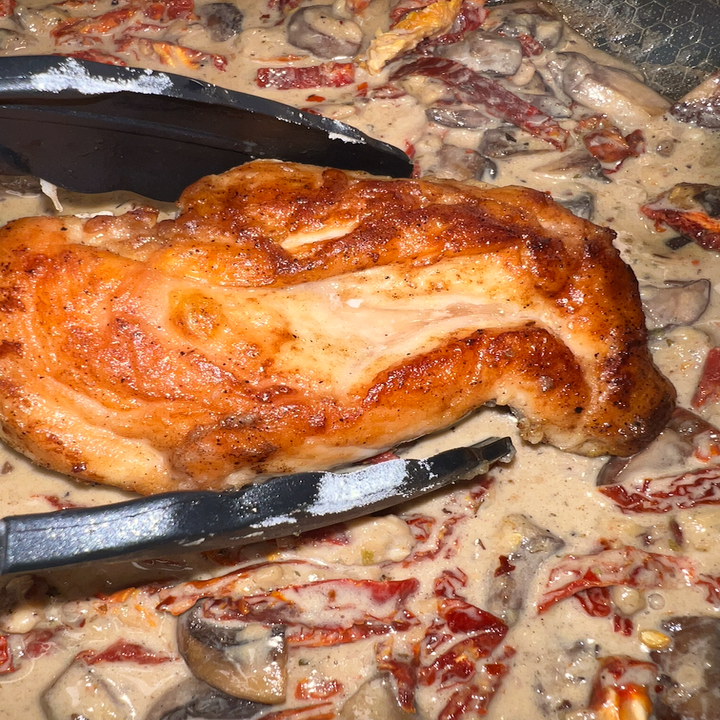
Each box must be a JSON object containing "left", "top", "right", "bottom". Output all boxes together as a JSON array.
[{"left": 177, "top": 602, "right": 287, "bottom": 704}]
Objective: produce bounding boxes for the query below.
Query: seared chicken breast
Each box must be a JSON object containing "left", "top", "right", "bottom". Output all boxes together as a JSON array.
[{"left": 0, "top": 160, "right": 674, "bottom": 493}]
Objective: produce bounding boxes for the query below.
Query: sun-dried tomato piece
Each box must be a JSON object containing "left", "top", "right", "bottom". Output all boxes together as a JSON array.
[
  {"left": 573, "top": 115, "right": 645, "bottom": 172},
  {"left": 420, "top": 601, "right": 507, "bottom": 688},
  {"left": 404, "top": 513, "right": 462, "bottom": 563},
  {"left": 430, "top": 0, "right": 487, "bottom": 46},
  {"left": 376, "top": 638, "right": 418, "bottom": 711},
  {"left": 403, "top": 514, "right": 436, "bottom": 543},
  {"left": 515, "top": 32, "right": 544, "bottom": 56},
  {"left": 157, "top": 559, "right": 327, "bottom": 614},
  {"left": 438, "top": 651, "right": 514, "bottom": 720},
  {"left": 574, "top": 587, "right": 635, "bottom": 636},
  {"left": 390, "top": 57, "right": 569, "bottom": 150},
  {"left": 204, "top": 578, "right": 419, "bottom": 647},
  {"left": 362, "top": 449, "right": 401, "bottom": 463},
  {"left": 600, "top": 466, "right": 720, "bottom": 513},
  {"left": 697, "top": 573, "right": 720, "bottom": 605},
  {"left": 76, "top": 640, "right": 175, "bottom": 665},
  {"left": 493, "top": 555, "right": 515, "bottom": 577},
  {"left": 344, "top": 0, "right": 370, "bottom": 12},
  {"left": 256, "top": 62, "right": 355, "bottom": 90},
  {"left": 52, "top": 7, "right": 136, "bottom": 41},
  {"left": 24, "top": 628, "right": 60, "bottom": 659},
  {"left": 258, "top": 703, "right": 334, "bottom": 720},
  {"left": 439, "top": 598, "right": 506, "bottom": 641},
  {"left": 642, "top": 186, "right": 720, "bottom": 251},
  {"left": 646, "top": 207, "right": 720, "bottom": 250},
  {"left": 693, "top": 347, "right": 720, "bottom": 407},
  {"left": 294, "top": 677, "right": 343, "bottom": 700},
  {"left": 37, "top": 494, "right": 84, "bottom": 510},
  {"left": 538, "top": 546, "right": 694, "bottom": 613},
  {"left": 142, "top": 0, "right": 194, "bottom": 21},
  {"left": 0, "top": 635, "right": 15, "bottom": 674},
  {"left": 585, "top": 656, "right": 655, "bottom": 719},
  {"left": 434, "top": 568, "right": 468, "bottom": 598},
  {"left": 267, "top": 0, "right": 302, "bottom": 12},
  {"left": 613, "top": 615, "right": 633, "bottom": 636},
  {"left": 583, "top": 127, "right": 644, "bottom": 171},
  {"left": 574, "top": 586, "right": 612, "bottom": 618},
  {"left": 134, "top": 38, "right": 227, "bottom": 71},
  {"left": 0, "top": 0, "right": 15, "bottom": 17}
]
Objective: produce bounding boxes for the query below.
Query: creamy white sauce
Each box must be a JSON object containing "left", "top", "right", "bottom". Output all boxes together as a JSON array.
[{"left": 1, "top": 1, "right": 720, "bottom": 718}]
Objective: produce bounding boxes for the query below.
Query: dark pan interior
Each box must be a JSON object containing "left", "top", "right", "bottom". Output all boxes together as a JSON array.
[{"left": 547, "top": 0, "right": 720, "bottom": 99}]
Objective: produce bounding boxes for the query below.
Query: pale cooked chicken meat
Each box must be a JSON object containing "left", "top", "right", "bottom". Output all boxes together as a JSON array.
[{"left": 0, "top": 160, "right": 674, "bottom": 494}]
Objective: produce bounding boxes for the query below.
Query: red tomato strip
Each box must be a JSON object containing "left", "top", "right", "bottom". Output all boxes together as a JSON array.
[
  {"left": 577, "top": 116, "right": 645, "bottom": 172},
  {"left": 142, "top": 0, "right": 195, "bottom": 21},
  {"left": 295, "top": 677, "right": 343, "bottom": 700},
  {"left": 52, "top": 7, "right": 137, "bottom": 41},
  {"left": 76, "top": 640, "right": 175, "bottom": 665},
  {"left": 697, "top": 573, "right": 720, "bottom": 605},
  {"left": 587, "top": 656, "right": 656, "bottom": 717},
  {"left": 642, "top": 202, "right": 720, "bottom": 251},
  {"left": 390, "top": 56, "right": 569, "bottom": 149},
  {"left": 537, "top": 546, "right": 694, "bottom": 613},
  {"left": 693, "top": 347, "right": 720, "bottom": 407},
  {"left": 257, "top": 703, "right": 334, "bottom": 720},
  {"left": 256, "top": 63, "right": 355, "bottom": 90},
  {"left": 434, "top": 568, "right": 468, "bottom": 598},
  {"left": 376, "top": 638, "right": 418, "bottom": 712},
  {"left": 156, "top": 559, "right": 329, "bottom": 614},
  {"left": 600, "top": 466, "right": 720, "bottom": 513},
  {"left": 574, "top": 587, "right": 635, "bottom": 636},
  {"left": 438, "top": 650, "right": 514, "bottom": 720},
  {"left": 0, "top": 635, "right": 15, "bottom": 674},
  {"left": 132, "top": 38, "right": 228, "bottom": 71},
  {"left": 204, "top": 578, "right": 420, "bottom": 647},
  {"left": 574, "top": 586, "right": 612, "bottom": 618},
  {"left": 267, "top": 0, "right": 303, "bottom": 11}
]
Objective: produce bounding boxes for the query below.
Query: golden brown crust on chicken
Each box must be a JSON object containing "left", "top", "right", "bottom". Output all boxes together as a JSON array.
[{"left": 0, "top": 160, "right": 674, "bottom": 493}]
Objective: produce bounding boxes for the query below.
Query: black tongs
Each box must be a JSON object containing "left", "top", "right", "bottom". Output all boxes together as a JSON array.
[
  {"left": 0, "top": 55, "right": 412, "bottom": 201},
  {"left": 0, "top": 437, "right": 513, "bottom": 576}
]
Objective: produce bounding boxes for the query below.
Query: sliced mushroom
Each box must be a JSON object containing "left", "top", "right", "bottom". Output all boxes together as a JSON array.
[
  {"left": 533, "top": 150, "right": 609, "bottom": 182},
  {"left": 486, "top": 514, "right": 564, "bottom": 625},
  {"left": 640, "top": 280, "right": 711, "bottom": 332},
  {"left": 338, "top": 674, "right": 407, "bottom": 720},
  {"left": 146, "top": 678, "right": 269, "bottom": 720},
  {"left": 42, "top": 660, "right": 134, "bottom": 720},
  {"left": 597, "top": 407, "right": 720, "bottom": 488},
  {"left": 14, "top": 4, "right": 67, "bottom": 33},
  {"left": 440, "top": 30, "right": 523, "bottom": 77},
  {"left": 556, "top": 191, "right": 595, "bottom": 220},
  {"left": 651, "top": 616, "right": 720, "bottom": 720},
  {"left": 0, "top": 28, "right": 31, "bottom": 52},
  {"left": 177, "top": 602, "right": 287, "bottom": 704},
  {"left": 426, "top": 106, "right": 491, "bottom": 129},
  {"left": 478, "top": 127, "right": 530, "bottom": 158},
  {"left": 662, "top": 183, "right": 720, "bottom": 217},
  {"left": 558, "top": 52, "right": 670, "bottom": 132},
  {"left": 287, "top": 5, "right": 362, "bottom": 59},
  {"left": 641, "top": 184, "right": 720, "bottom": 251},
  {"left": 197, "top": 3, "right": 244, "bottom": 42},
  {"left": 430, "top": 145, "right": 497, "bottom": 182},
  {"left": 485, "top": 0, "right": 563, "bottom": 50},
  {"left": 517, "top": 91, "right": 572, "bottom": 118},
  {"left": 670, "top": 69, "right": 720, "bottom": 129}
]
